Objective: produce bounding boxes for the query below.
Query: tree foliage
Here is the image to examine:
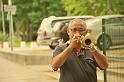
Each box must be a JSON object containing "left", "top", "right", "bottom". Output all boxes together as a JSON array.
[
  {"left": 62, "top": 0, "right": 124, "bottom": 16},
  {"left": 12, "top": 0, "right": 66, "bottom": 41},
  {"left": 1, "top": 0, "right": 124, "bottom": 41}
]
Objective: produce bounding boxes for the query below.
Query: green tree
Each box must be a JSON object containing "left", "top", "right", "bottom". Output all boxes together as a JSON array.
[
  {"left": 113, "top": 0, "right": 124, "bottom": 14},
  {"left": 62, "top": 0, "right": 124, "bottom": 16},
  {"left": 13, "top": 0, "right": 66, "bottom": 41}
]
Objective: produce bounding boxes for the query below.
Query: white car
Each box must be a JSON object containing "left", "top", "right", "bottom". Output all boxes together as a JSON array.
[
  {"left": 86, "top": 15, "right": 124, "bottom": 50},
  {"left": 37, "top": 16, "right": 94, "bottom": 45}
]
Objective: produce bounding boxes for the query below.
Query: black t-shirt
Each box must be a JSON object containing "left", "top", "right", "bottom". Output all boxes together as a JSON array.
[{"left": 53, "top": 44, "right": 98, "bottom": 82}]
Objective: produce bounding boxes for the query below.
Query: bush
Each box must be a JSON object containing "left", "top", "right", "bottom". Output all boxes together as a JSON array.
[
  {"left": 7, "top": 35, "right": 22, "bottom": 47},
  {"left": 0, "top": 33, "right": 5, "bottom": 48}
]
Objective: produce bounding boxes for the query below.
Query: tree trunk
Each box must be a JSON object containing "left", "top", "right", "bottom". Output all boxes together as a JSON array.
[
  {"left": 24, "top": 18, "right": 31, "bottom": 41},
  {"left": 14, "top": 18, "right": 20, "bottom": 38}
]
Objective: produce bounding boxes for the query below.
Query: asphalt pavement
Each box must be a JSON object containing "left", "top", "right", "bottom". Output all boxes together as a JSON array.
[{"left": 0, "top": 56, "right": 58, "bottom": 82}]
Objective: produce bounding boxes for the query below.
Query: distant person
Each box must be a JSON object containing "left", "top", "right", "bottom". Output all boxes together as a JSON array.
[
  {"left": 57, "top": 24, "right": 69, "bottom": 45},
  {"left": 51, "top": 18, "right": 108, "bottom": 82},
  {"left": 49, "top": 24, "right": 69, "bottom": 49}
]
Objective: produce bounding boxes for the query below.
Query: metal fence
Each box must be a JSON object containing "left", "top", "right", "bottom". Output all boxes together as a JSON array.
[{"left": 102, "top": 18, "right": 124, "bottom": 82}]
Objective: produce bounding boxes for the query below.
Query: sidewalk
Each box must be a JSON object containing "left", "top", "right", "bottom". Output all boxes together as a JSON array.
[
  {"left": 0, "top": 56, "right": 58, "bottom": 82},
  {"left": 0, "top": 46, "right": 53, "bottom": 65}
]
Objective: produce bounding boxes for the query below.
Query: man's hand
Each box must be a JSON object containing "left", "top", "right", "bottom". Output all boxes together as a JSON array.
[{"left": 69, "top": 33, "right": 81, "bottom": 48}]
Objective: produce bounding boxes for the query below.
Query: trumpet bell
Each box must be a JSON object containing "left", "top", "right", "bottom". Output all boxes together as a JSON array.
[{"left": 80, "top": 34, "right": 95, "bottom": 49}]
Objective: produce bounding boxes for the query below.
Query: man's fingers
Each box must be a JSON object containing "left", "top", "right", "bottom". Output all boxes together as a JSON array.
[
  {"left": 73, "top": 35, "right": 81, "bottom": 39},
  {"left": 73, "top": 39, "right": 80, "bottom": 43}
]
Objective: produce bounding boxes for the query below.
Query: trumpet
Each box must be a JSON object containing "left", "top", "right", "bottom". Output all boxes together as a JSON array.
[{"left": 80, "top": 33, "right": 95, "bottom": 49}]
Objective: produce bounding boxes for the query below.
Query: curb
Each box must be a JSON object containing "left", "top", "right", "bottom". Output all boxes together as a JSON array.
[{"left": 0, "top": 49, "right": 52, "bottom": 65}]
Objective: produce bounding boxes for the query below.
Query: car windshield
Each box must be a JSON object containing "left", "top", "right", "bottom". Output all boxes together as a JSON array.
[
  {"left": 52, "top": 21, "right": 69, "bottom": 32},
  {"left": 86, "top": 17, "right": 101, "bottom": 26},
  {"left": 51, "top": 16, "right": 95, "bottom": 28},
  {"left": 52, "top": 22, "right": 62, "bottom": 32},
  {"left": 51, "top": 19, "right": 72, "bottom": 28}
]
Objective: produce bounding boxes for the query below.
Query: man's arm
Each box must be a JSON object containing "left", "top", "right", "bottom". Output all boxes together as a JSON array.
[
  {"left": 51, "top": 45, "right": 73, "bottom": 71},
  {"left": 90, "top": 46, "right": 109, "bottom": 70},
  {"left": 51, "top": 33, "right": 83, "bottom": 71}
]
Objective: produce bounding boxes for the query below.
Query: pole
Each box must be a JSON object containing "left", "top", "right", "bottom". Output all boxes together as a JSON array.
[
  {"left": 8, "top": 0, "right": 14, "bottom": 51},
  {"left": 102, "top": 19, "right": 107, "bottom": 82}
]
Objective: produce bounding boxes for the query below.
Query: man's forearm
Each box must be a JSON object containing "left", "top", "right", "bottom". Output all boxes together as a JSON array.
[
  {"left": 90, "top": 47, "right": 109, "bottom": 69},
  {"left": 93, "top": 51, "right": 108, "bottom": 69},
  {"left": 51, "top": 46, "right": 73, "bottom": 71}
]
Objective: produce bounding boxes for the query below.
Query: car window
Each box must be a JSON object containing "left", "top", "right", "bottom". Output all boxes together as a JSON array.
[
  {"left": 86, "top": 18, "right": 100, "bottom": 26},
  {"left": 51, "top": 17, "right": 94, "bottom": 28},
  {"left": 51, "top": 19, "right": 72, "bottom": 28},
  {"left": 109, "top": 17, "right": 122, "bottom": 24},
  {"left": 114, "top": 17, "right": 122, "bottom": 23},
  {"left": 120, "top": 17, "right": 124, "bottom": 23},
  {"left": 106, "top": 18, "right": 116, "bottom": 24},
  {"left": 52, "top": 21, "right": 69, "bottom": 32},
  {"left": 53, "top": 22, "right": 63, "bottom": 32}
]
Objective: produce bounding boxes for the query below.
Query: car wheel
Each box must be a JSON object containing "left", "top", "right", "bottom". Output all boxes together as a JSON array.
[
  {"left": 49, "top": 39, "right": 59, "bottom": 50},
  {"left": 97, "top": 34, "right": 111, "bottom": 50}
]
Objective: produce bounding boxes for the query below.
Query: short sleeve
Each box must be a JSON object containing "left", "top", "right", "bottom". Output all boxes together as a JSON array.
[{"left": 53, "top": 44, "right": 67, "bottom": 58}]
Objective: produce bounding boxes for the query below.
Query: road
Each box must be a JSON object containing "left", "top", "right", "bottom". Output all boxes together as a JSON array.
[{"left": 0, "top": 56, "right": 58, "bottom": 82}]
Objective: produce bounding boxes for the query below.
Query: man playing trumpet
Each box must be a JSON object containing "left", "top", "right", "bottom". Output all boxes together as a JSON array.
[{"left": 51, "top": 18, "right": 108, "bottom": 82}]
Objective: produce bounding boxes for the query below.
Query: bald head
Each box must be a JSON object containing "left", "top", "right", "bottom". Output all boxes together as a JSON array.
[
  {"left": 67, "top": 18, "right": 88, "bottom": 40},
  {"left": 68, "top": 18, "right": 87, "bottom": 29}
]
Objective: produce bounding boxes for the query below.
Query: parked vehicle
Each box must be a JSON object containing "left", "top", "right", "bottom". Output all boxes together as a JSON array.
[
  {"left": 49, "top": 23, "right": 69, "bottom": 49},
  {"left": 37, "top": 16, "right": 94, "bottom": 45},
  {"left": 85, "top": 15, "right": 124, "bottom": 50}
]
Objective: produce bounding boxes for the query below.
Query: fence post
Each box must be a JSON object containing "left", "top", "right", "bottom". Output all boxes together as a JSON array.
[{"left": 102, "top": 19, "right": 107, "bottom": 82}]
